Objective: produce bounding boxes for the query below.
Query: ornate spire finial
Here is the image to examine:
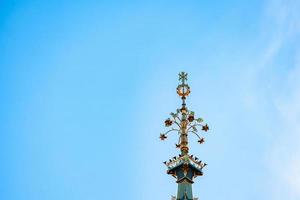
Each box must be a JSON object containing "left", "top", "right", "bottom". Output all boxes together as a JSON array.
[
  {"left": 160, "top": 72, "right": 209, "bottom": 155},
  {"left": 159, "top": 72, "right": 211, "bottom": 200}
]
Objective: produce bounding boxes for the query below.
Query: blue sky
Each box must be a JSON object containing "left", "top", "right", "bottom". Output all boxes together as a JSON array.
[{"left": 1, "top": 0, "right": 300, "bottom": 200}]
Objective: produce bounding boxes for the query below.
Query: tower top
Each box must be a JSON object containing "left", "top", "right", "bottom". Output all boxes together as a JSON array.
[
  {"left": 160, "top": 72, "right": 209, "bottom": 155},
  {"left": 160, "top": 72, "right": 211, "bottom": 200}
]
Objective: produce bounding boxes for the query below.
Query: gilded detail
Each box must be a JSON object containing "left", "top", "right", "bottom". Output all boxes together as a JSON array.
[{"left": 160, "top": 72, "right": 211, "bottom": 200}]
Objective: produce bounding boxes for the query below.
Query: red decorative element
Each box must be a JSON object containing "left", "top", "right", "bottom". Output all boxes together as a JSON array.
[
  {"left": 165, "top": 119, "right": 173, "bottom": 127},
  {"left": 198, "top": 138, "right": 205, "bottom": 144},
  {"left": 160, "top": 134, "right": 167, "bottom": 140},
  {"left": 188, "top": 115, "right": 194, "bottom": 122},
  {"left": 202, "top": 124, "right": 209, "bottom": 132}
]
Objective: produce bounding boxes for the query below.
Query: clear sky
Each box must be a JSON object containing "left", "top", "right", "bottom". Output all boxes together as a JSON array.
[{"left": 1, "top": 0, "right": 300, "bottom": 200}]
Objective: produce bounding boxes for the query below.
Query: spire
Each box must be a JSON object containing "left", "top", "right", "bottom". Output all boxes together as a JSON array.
[
  {"left": 160, "top": 72, "right": 209, "bottom": 155},
  {"left": 160, "top": 72, "right": 211, "bottom": 200}
]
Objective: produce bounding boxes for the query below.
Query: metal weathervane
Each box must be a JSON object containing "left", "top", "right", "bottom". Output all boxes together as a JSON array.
[{"left": 160, "top": 72, "right": 210, "bottom": 200}]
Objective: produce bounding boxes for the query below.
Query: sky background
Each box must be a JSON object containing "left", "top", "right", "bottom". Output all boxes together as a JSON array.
[{"left": 1, "top": 0, "right": 300, "bottom": 200}]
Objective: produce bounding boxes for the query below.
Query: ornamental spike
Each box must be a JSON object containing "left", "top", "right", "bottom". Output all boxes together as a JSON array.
[
  {"left": 159, "top": 72, "right": 211, "bottom": 200},
  {"left": 160, "top": 72, "right": 209, "bottom": 155}
]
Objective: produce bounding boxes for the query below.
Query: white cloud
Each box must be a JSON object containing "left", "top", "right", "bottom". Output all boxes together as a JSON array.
[
  {"left": 262, "top": 0, "right": 300, "bottom": 198},
  {"left": 267, "top": 57, "right": 300, "bottom": 199}
]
